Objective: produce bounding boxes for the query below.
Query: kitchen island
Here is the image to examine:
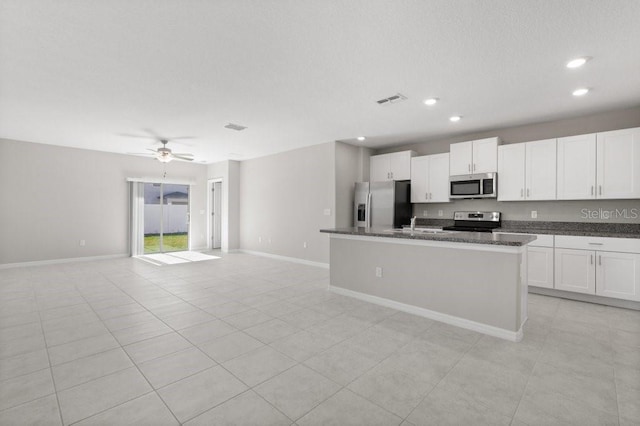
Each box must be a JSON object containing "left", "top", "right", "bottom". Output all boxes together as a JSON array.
[{"left": 320, "top": 227, "right": 536, "bottom": 342}]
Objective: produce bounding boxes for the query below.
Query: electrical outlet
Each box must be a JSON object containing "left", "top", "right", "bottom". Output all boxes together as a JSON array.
[
  {"left": 438, "top": 210, "right": 443, "bottom": 217},
  {"left": 531, "top": 210, "right": 538, "bottom": 219},
  {"left": 375, "top": 267, "right": 383, "bottom": 278},
  {"left": 423, "top": 210, "right": 428, "bottom": 217},
  {"left": 303, "top": 242, "right": 307, "bottom": 248},
  {"left": 79, "top": 240, "right": 85, "bottom": 247}
]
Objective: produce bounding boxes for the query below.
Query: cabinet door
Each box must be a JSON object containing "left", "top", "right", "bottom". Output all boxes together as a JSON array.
[
  {"left": 410, "top": 156, "right": 429, "bottom": 203},
  {"left": 597, "top": 127, "right": 640, "bottom": 199},
  {"left": 389, "top": 151, "right": 412, "bottom": 180},
  {"left": 526, "top": 139, "right": 557, "bottom": 200},
  {"left": 527, "top": 246, "right": 554, "bottom": 289},
  {"left": 557, "top": 134, "right": 596, "bottom": 199},
  {"left": 449, "top": 141, "right": 473, "bottom": 175},
  {"left": 428, "top": 153, "right": 450, "bottom": 202},
  {"left": 370, "top": 155, "right": 390, "bottom": 182},
  {"left": 472, "top": 137, "right": 499, "bottom": 173},
  {"left": 497, "top": 143, "right": 526, "bottom": 201},
  {"left": 554, "top": 248, "right": 596, "bottom": 294},
  {"left": 596, "top": 251, "right": 640, "bottom": 301}
]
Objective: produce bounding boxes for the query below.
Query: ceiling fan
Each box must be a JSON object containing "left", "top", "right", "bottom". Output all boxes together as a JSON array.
[{"left": 123, "top": 130, "right": 195, "bottom": 163}]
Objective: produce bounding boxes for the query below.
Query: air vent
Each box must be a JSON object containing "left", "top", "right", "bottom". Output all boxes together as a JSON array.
[
  {"left": 224, "top": 123, "right": 247, "bottom": 131},
  {"left": 376, "top": 93, "right": 407, "bottom": 106}
]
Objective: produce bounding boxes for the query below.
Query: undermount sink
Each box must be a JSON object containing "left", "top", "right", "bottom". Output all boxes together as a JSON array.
[{"left": 386, "top": 227, "right": 452, "bottom": 234}]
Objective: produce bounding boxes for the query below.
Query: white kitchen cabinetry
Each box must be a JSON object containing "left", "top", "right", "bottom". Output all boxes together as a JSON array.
[
  {"left": 597, "top": 127, "right": 640, "bottom": 199},
  {"left": 370, "top": 151, "right": 416, "bottom": 182},
  {"left": 410, "top": 153, "right": 450, "bottom": 203},
  {"left": 557, "top": 133, "right": 597, "bottom": 200},
  {"left": 449, "top": 137, "right": 500, "bottom": 175},
  {"left": 498, "top": 139, "right": 557, "bottom": 201},
  {"left": 554, "top": 235, "right": 640, "bottom": 301}
]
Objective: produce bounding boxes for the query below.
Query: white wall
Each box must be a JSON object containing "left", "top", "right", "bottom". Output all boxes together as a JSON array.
[
  {"left": 0, "top": 139, "right": 208, "bottom": 265},
  {"left": 239, "top": 142, "right": 336, "bottom": 264}
]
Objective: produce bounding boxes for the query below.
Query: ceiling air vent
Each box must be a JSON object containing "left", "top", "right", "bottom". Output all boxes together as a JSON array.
[
  {"left": 224, "top": 123, "right": 247, "bottom": 131},
  {"left": 376, "top": 93, "right": 407, "bottom": 106}
]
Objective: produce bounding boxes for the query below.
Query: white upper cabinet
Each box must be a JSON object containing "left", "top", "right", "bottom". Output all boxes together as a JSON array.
[
  {"left": 369, "top": 151, "right": 416, "bottom": 182},
  {"left": 411, "top": 153, "right": 450, "bottom": 203},
  {"left": 497, "top": 143, "right": 526, "bottom": 201},
  {"left": 596, "top": 127, "right": 640, "bottom": 199},
  {"left": 557, "top": 133, "right": 597, "bottom": 200},
  {"left": 450, "top": 137, "right": 499, "bottom": 175},
  {"left": 498, "top": 139, "right": 556, "bottom": 201}
]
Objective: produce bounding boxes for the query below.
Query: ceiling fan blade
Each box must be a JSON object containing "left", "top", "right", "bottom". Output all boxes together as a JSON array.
[
  {"left": 172, "top": 153, "right": 194, "bottom": 156},
  {"left": 126, "top": 152, "right": 154, "bottom": 156},
  {"left": 119, "top": 133, "right": 157, "bottom": 139},
  {"left": 172, "top": 155, "right": 194, "bottom": 161},
  {"left": 146, "top": 148, "right": 158, "bottom": 153}
]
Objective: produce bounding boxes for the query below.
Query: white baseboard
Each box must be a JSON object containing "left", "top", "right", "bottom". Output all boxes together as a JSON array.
[
  {"left": 0, "top": 253, "right": 128, "bottom": 270},
  {"left": 329, "top": 285, "right": 523, "bottom": 342},
  {"left": 238, "top": 250, "right": 329, "bottom": 269}
]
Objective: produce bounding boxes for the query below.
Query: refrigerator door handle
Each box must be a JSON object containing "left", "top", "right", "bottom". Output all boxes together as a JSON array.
[{"left": 366, "top": 192, "right": 372, "bottom": 228}]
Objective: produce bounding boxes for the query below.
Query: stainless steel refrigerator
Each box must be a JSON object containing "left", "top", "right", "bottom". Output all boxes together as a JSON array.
[{"left": 353, "top": 181, "right": 412, "bottom": 228}]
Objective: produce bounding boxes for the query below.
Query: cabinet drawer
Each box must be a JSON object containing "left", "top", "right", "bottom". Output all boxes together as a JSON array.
[{"left": 555, "top": 235, "right": 640, "bottom": 253}]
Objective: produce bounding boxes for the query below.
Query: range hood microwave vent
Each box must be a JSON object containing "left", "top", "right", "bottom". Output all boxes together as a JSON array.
[
  {"left": 376, "top": 93, "right": 407, "bottom": 105},
  {"left": 224, "top": 123, "right": 247, "bottom": 131}
]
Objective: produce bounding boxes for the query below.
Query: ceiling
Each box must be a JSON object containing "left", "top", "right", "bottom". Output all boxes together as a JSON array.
[{"left": 1, "top": 0, "right": 639, "bottom": 163}]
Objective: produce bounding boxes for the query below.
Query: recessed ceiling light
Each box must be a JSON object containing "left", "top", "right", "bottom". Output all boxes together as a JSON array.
[
  {"left": 424, "top": 98, "right": 439, "bottom": 106},
  {"left": 572, "top": 88, "right": 590, "bottom": 96},
  {"left": 566, "top": 57, "right": 590, "bottom": 68},
  {"left": 449, "top": 115, "right": 462, "bottom": 122},
  {"left": 357, "top": 136, "right": 366, "bottom": 141}
]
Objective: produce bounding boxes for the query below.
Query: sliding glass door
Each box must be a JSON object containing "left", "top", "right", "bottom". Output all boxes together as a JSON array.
[{"left": 143, "top": 183, "right": 189, "bottom": 254}]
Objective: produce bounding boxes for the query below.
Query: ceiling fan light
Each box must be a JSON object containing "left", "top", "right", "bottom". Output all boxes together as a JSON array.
[{"left": 157, "top": 153, "right": 173, "bottom": 163}]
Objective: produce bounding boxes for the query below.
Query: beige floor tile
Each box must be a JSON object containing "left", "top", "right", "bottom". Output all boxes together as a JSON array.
[
  {"left": 297, "top": 389, "right": 402, "bottom": 426},
  {"left": 0, "top": 348, "right": 50, "bottom": 382},
  {"left": 138, "top": 346, "right": 216, "bottom": 388},
  {"left": 244, "top": 318, "right": 301, "bottom": 344},
  {"left": 157, "top": 366, "right": 247, "bottom": 423},
  {"left": 48, "top": 333, "right": 120, "bottom": 366},
  {"left": 57, "top": 367, "right": 152, "bottom": 425},
  {"left": 52, "top": 348, "right": 133, "bottom": 390},
  {"left": 223, "top": 309, "right": 274, "bottom": 330},
  {"left": 0, "top": 368, "right": 55, "bottom": 411},
  {"left": 124, "top": 332, "right": 193, "bottom": 364},
  {"left": 254, "top": 364, "right": 341, "bottom": 420},
  {"left": 162, "top": 310, "right": 215, "bottom": 330},
  {"left": 184, "top": 390, "right": 291, "bottom": 426},
  {"left": 223, "top": 345, "right": 297, "bottom": 386},
  {"left": 74, "top": 392, "right": 178, "bottom": 426},
  {"left": 269, "top": 330, "right": 342, "bottom": 362},
  {"left": 199, "top": 331, "right": 264, "bottom": 363},
  {"left": 0, "top": 394, "right": 61, "bottom": 426},
  {"left": 112, "top": 320, "right": 173, "bottom": 346},
  {"left": 304, "top": 342, "right": 379, "bottom": 386}
]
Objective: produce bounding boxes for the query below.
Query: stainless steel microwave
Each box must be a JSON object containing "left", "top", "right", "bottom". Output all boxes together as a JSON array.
[{"left": 449, "top": 173, "right": 497, "bottom": 199}]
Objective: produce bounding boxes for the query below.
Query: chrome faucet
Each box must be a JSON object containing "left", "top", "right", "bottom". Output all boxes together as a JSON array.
[{"left": 410, "top": 216, "right": 417, "bottom": 231}]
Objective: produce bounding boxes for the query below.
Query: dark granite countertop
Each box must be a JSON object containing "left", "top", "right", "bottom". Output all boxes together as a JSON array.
[
  {"left": 320, "top": 227, "right": 536, "bottom": 247},
  {"left": 415, "top": 219, "right": 640, "bottom": 239}
]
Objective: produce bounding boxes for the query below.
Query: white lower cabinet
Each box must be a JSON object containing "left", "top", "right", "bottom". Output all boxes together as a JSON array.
[
  {"left": 596, "top": 251, "right": 640, "bottom": 301},
  {"left": 553, "top": 236, "right": 640, "bottom": 301},
  {"left": 528, "top": 246, "right": 554, "bottom": 289},
  {"left": 554, "top": 248, "right": 596, "bottom": 294}
]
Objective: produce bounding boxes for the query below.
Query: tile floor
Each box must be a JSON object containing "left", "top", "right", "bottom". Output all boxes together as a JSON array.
[{"left": 0, "top": 252, "right": 639, "bottom": 425}]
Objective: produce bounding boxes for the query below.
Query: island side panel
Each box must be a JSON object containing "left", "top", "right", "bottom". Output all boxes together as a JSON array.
[{"left": 329, "top": 236, "right": 523, "bottom": 333}]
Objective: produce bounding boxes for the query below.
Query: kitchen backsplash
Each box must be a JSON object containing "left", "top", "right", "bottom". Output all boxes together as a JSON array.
[{"left": 413, "top": 198, "right": 640, "bottom": 223}]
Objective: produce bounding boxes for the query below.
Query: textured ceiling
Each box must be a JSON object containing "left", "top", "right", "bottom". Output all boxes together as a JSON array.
[{"left": 1, "top": 0, "right": 639, "bottom": 163}]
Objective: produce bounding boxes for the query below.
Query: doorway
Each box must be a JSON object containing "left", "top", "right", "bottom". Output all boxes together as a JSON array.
[
  {"left": 211, "top": 181, "right": 222, "bottom": 249},
  {"left": 144, "top": 183, "right": 190, "bottom": 254}
]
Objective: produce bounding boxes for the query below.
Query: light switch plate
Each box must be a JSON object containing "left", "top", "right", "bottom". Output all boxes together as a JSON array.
[
  {"left": 423, "top": 210, "right": 428, "bottom": 217},
  {"left": 531, "top": 210, "right": 538, "bottom": 219},
  {"left": 323, "top": 209, "right": 331, "bottom": 216}
]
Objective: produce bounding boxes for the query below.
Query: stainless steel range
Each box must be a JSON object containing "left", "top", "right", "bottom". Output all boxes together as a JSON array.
[{"left": 442, "top": 211, "right": 501, "bottom": 233}]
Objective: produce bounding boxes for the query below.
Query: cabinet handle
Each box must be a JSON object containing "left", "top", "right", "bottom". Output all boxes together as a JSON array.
[
  {"left": 599, "top": 185, "right": 602, "bottom": 196},
  {"left": 591, "top": 186, "right": 594, "bottom": 195},
  {"left": 527, "top": 188, "right": 530, "bottom": 197},
  {"left": 473, "top": 163, "right": 476, "bottom": 171},
  {"left": 391, "top": 172, "right": 394, "bottom": 179},
  {"left": 425, "top": 192, "right": 428, "bottom": 200},
  {"left": 599, "top": 255, "right": 602, "bottom": 266},
  {"left": 468, "top": 164, "right": 471, "bottom": 172},
  {"left": 429, "top": 192, "right": 432, "bottom": 199},
  {"left": 520, "top": 188, "right": 524, "bottom": 198},
  {"left": 588, "top": 242, "right": 603, "bottom": 245},
  {"left": 590, "top": 254, "right": 593, "bottom": 265}
]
